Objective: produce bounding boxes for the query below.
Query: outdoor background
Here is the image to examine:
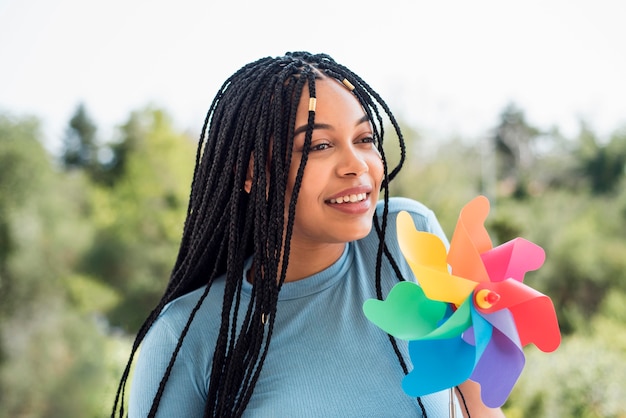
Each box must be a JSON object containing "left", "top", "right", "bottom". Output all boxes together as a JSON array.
[{"left": 1, "top": 0, "right": 625, "bottom": 416}]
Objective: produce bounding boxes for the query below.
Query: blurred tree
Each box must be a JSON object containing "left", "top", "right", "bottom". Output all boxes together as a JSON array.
[
  {"left": 104, "top": 109, "right": 144, "bottom": 181},
  {"left": 0, "top": 112, "right": 114, "bottom": 417},
  {"left": 0, "top": 114, "right": 62, "bottom": 319},
  {"left": 576, "top": 124, "right": 626, "bottom": 194},
  {"left": 390, "top": 129, "right": 485, "bottom": 236},
  {"left": 81, "top": 107, "right": 196, "bottom": 333},
  {"left": 526, "top": 126, "right": 581, "bottom": 192},
  {"left": 61, "top": 102, "right": 144, "bottom": 187},
  {"left": 492, "top": 103, "right": 541, "bottom": 199},
  {"left": 61, "top": 103, "right": 98, "bottom": 172}
]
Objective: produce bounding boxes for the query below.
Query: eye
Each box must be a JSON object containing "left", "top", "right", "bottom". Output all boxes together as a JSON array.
[
  {"left": 356, "top": 136, "right": 376, "bottom": 146},
  {"left": 310, "top": 141, "right": 332, "bottom": 151}
]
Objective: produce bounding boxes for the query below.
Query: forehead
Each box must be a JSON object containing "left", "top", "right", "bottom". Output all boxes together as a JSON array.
[{"left": 294, "top": 77, "right": 367, "bottom": 126}]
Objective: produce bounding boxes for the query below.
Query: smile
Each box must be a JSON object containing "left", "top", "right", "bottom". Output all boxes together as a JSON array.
[{"left": 328, "top": 193, "right": 368, "bottom": 204}]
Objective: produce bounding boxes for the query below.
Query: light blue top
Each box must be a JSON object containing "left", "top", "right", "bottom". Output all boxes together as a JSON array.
[{"left": 129, "top": 197, "right": 462, "bottom": 417}]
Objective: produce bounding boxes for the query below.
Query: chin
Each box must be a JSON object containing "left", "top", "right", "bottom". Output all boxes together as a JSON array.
[{"left": 344, "top": 223, "right": 374, "bottom": 242}]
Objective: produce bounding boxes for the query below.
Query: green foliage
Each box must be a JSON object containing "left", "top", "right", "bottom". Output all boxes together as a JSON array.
[
  {"left": 0, "top": 112, "right": 117, "bottom": 417},
  {"left": 62, "top": 103, "right": 99, "bottom": 172},
  {"left": 506, "top": 339, "right": 626, "bottom": 417},
  {"left": 505, "top": 301, "right": 626, "bottom": 417},
  {"left": 64, "top": 273, "right": 121, "bottom": 314},
  {"left": 0, "top": 113, "right": 77, "bottom": 318},
  {"left": 390, "top": 134, "right": 485, "bottom": 236},
  {"left": 492, "top": 103, "right": 542, "bottom": 199},
  {"left": 81, "top": 107, "right": 196, "bottom": 332},
  {"left": 1, "top": 302, "right": 111, "bottom": 418}
]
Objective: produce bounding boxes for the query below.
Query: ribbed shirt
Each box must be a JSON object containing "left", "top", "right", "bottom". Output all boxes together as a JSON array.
[{"left": 129, "top": 197, "right": 461, "bottom": 417}]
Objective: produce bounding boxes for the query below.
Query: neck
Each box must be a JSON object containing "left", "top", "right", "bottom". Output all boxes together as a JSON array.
[
  {"left": 245, "top": 242, "right": 346, "bottom": 285},
  {"left": 282, "top": 242, "right": 346, "bottom": 283}
]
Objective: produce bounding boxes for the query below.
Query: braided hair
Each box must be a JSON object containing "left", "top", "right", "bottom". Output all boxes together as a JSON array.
[{"left": 111, "top": 51, "right": 442, "bottom": 417}]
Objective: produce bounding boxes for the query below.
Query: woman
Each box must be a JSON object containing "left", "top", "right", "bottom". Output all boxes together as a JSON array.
[{"left": 112, "top": 52, "right": 503, "bottom": 417}]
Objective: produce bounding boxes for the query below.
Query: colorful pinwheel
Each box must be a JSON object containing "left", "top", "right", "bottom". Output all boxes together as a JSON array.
[{"left": 363, "top": 195, "right": 561, "bottom": 408}]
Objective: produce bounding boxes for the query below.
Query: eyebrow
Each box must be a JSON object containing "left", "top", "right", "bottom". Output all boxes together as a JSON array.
[{"left": 293, "top": 114, "right": 370, "bottom": 136}]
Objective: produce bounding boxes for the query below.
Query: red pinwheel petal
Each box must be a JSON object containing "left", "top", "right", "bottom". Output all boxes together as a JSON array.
[{"left": 474, "top": 279, "right": 561, "bottom": 352}]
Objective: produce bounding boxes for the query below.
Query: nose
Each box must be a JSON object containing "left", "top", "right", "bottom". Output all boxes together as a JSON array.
[{"left": 337, "top": 146, "right": 369, "bottom": 177}]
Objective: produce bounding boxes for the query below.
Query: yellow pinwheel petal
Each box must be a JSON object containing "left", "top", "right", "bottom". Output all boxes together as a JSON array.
[{"left": 397, "top": 211, "right": 477, "bottom": 305}]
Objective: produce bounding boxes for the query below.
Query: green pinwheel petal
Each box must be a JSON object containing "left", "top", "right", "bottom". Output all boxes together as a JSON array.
[
  {"left": 421, "top": 296, "right": 473, "bottom": 340},
  {"left": 363, "top": 281, "right": 447, "bottom": 340}
]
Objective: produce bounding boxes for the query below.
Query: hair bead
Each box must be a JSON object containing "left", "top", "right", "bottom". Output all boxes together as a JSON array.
[{"left": 342, "top": 78, "right": 355, "bottom": 91}]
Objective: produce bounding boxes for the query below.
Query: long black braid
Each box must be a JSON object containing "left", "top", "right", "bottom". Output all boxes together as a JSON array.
[{"left": 111, "top": 52, "right": 464, "bottom": 417}]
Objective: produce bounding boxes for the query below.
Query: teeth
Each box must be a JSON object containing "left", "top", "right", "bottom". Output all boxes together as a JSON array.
[{"left": 329, "top": 193, "right": 367, "bottom": 204}]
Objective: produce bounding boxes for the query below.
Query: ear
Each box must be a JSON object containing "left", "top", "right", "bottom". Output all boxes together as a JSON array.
[{"left": 243, "top": 153, "right": 254, "bottom": 193}]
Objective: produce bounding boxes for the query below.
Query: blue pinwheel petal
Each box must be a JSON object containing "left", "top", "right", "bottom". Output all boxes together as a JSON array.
[
  {"left": 403, "top": 335, "right": 475, "bottom": 397},
  {"left": 402, "top": 298, "right": 494, "bottom": 398},
  {"left": 468, "top": 302, "right": 494, "bottom": 361}
]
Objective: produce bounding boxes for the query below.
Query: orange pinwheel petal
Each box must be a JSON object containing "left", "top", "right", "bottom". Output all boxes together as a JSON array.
[{"left": 448, "top": 196, "right": 493, "bottom": 283}]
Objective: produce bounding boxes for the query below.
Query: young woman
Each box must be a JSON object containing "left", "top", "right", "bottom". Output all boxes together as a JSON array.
[{"left": 112, "top": 52, "right": 504, "bottom": 417}]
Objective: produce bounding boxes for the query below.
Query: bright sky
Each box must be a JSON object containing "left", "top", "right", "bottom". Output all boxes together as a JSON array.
[{"left": 1, "top": 0, "right": 625, "bottom": 153}]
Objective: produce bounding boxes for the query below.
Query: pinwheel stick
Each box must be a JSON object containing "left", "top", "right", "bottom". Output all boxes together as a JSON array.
[{"left": 449, "top": 388, "right": 456, "bottom": 418}]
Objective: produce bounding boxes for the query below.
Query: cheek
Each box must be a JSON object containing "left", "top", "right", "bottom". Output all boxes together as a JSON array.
[
  {"left": 285, "top": 159, "right": 317, "bottom": 205},
  {"left": 368, "top": 154, "right": 384, "bottom": 184},
  {"left": 296, "top": 165, "right": 326, "bottom": 204}
]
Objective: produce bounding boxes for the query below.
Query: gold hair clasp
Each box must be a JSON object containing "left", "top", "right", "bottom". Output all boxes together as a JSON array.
[
  {"left": 308, "top": 97, "right": 317, "bottom": 112},
  {"left": 342, "top": 78, "right": 355, "bottom": 91}
]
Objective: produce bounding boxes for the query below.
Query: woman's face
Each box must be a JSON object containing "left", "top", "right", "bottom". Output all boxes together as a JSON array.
[{"left": 285, "top": 77, "right": 384, "bottom": 249}]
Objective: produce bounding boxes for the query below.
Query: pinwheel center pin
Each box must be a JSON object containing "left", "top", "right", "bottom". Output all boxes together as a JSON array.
[{"left": 474, "top": 289, "right": 500, "bottom": 309}]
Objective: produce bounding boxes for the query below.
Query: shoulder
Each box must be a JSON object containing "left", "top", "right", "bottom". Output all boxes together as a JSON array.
[
  {"left": 352, "top": 197, "right": 448, "bottom": 281},
  {"left": 129, "top": 285, "right": 223, "bottom": 417},
  {"left": 153, "top": 282, "right": 225, "bottom": 340},
  {"left": 375, "top": 197, "right": 446, "bottom": 238},
  {"left": 129, "top": 283, "right": 225, "bottom": 415},
  {"left": 138, "top": 281, "right": 226, "bottom": 365}
]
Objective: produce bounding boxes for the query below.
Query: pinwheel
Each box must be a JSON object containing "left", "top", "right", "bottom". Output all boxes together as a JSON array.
[{"left": 363, "top": 196, "right": 561, "bottom": 408}]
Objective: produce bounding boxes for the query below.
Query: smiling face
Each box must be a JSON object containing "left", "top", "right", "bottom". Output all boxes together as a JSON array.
[{"left": 285, "top": 76, "right": 384, "bottom": 254}]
